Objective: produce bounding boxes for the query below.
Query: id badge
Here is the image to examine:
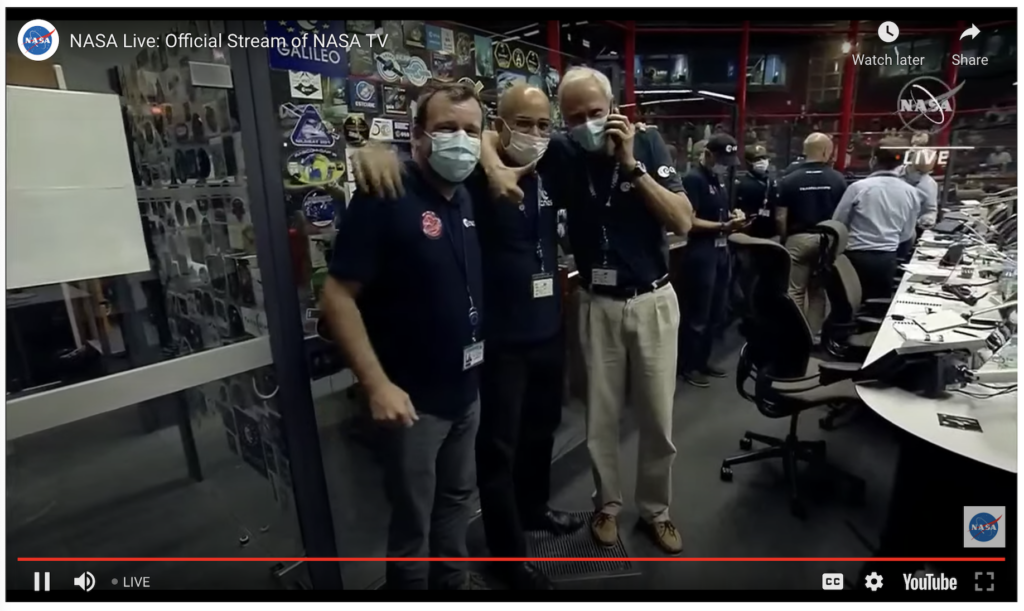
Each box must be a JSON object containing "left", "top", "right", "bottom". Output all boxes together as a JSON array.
[
  {"left": 758, "top": 207, "right": 772, "bottom": 217},
  {"left": 462, "top": 341, "right": 485, "bottom": 371},
  {"left": 592, "top": 268, "right": 618, "bottom": 287},
  {"left": 532, "top": 273, "right": 554, "bottom": 299},
  {"left": 714, "top": 235, "right": 728, "bottom": 248}
]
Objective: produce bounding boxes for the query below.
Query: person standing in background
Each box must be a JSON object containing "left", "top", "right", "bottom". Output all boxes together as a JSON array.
[
  {"left": 734, "top": 144, "right": 778, "bottom": 240},
  {"left": 833, "top": 137, "right": 923, "bottom": 301},
  {"left": 775, "top": 133, "right": 847, "bottom": 335},
  {"left": 679, "top": 134, "right": 748, "bottom": 389}
]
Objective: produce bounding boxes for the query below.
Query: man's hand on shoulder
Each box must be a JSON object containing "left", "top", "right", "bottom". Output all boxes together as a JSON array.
[{"left": 353, "top": 143, "right": 405, "bottom": 200}]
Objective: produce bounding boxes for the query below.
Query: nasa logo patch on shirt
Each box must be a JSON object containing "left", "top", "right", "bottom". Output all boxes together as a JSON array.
[{"left": 657, "top": 165, "right": 673, "bottom": 178}]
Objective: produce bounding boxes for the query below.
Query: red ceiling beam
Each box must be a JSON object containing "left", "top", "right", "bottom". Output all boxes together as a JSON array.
[
  {"left": 624, "top": 21, "right": 636, "bottom": 120},
  {"left": 735, "top": 20, "right": 750, "bottom": 153},
  {"left": 547, "top": 21, "right": 562, "bottom": 74},
  {"left": 835, "top": 20, "right": 860, "bottom": 172},
  {"left": 937, "top": 20, "right": 966, "bottom": 147}
]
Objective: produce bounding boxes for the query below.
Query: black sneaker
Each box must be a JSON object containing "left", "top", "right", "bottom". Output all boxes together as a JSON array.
[
  {"left": 702, "top": 365, "right": 728, "bottom": 379},
  {"left": 683, "top": 370, "right": 710, "bottom": 388},
  {"left": 496, "top": 562, "right": 555, "bottom": 590}
]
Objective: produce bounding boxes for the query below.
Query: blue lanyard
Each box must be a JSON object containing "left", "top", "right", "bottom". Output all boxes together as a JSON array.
[
  {"left": 440, "top": 200, "right": 480, "bottom": 342},
  {"left": 521, "top": 176, "right": 547, "bottom": 273},
  {"left": 587, "top": 163, "right": 620, "bottom": 265}
]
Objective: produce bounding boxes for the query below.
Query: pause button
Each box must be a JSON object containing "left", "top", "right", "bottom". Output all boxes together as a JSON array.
[{"left": 34, "top": 572, "right": 50, "bottom": 591}]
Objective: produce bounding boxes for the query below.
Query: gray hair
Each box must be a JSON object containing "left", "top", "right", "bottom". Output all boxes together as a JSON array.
[{"left": 557, "top": 66, "right": 613, "bottom": 102}]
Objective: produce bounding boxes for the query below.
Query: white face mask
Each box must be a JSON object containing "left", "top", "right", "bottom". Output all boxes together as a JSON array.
[
  {"left": 426, "top": 130, "right": 481, "bottom": 183},
  {"left": 503, "top": 129, "right": 549, "bottom": 166},
  {"left": 752, "top": 159, "right": 769, "bottom": 173},
  {"left": 570, "top": 117, "right": 608, "bottom": 152}
]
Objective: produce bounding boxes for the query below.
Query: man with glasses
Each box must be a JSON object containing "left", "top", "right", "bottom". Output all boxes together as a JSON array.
[{"left": 480, "top": 67, "right": 693, "bottom": 555}]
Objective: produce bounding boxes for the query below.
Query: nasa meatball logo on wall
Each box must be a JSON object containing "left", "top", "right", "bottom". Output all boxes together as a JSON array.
[{"left": 19, "top": 20, "right": 59, "bottom": 61}]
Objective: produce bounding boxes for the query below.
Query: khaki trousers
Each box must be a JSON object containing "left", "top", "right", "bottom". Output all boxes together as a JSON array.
[
  {"left": 785, "top": 233, "right": 828, "bottom": 334},
  {"left": 577, "top": 283, "right": 679, "bottom": 523}
]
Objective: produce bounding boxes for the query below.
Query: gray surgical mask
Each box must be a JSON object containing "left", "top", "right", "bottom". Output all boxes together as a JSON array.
[
  {"left": 570, "top": 117, "right": 607, "bottom": 152},
  {"left": 752, "top": 159, "right": 769, "bottom": 173},
  {"left": 427, "top": 130, "right": 481, "bottom": 183}
]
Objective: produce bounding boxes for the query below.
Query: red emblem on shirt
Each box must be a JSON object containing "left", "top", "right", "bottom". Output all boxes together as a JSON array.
[{"left": 421, "top": 211, "right": 443, "bottom": 239}]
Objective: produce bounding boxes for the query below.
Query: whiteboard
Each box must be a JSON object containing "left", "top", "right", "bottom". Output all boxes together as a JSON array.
[{"left": 6, "top": 86, "right": 149, "bottom": 289}]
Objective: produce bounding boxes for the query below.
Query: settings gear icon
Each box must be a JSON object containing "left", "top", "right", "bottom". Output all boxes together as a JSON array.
[{"left": 865, "top": 572, "right": 884, "bottom": 591}]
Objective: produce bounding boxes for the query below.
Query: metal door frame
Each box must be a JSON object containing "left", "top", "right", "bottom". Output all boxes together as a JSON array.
[{"left": 227, "top": 19, "right": 344, "bottom": 590}]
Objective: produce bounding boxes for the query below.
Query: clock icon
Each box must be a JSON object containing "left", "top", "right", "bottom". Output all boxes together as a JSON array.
[{"left": 879, "top": 21, "right": 900, "bottom": 43}]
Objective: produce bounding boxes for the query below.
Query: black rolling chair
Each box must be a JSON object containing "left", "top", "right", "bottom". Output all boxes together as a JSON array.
[
  {"left": 817, "top": 221, "right": 890, "bottom": 364},
  {"left": 721, "top": 233, "right": 866, "bottom": 518}
]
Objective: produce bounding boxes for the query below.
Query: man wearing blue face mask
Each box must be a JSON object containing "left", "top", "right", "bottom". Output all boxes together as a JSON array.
[
  {"left": 320, "top": 83, "right": 489, "bottom": 590},
  {"left": 478, "top": 67, "right": 694, "bottom": 556},
  {"left": 346, "top": 83, "right": 579, "bottom": 590}
]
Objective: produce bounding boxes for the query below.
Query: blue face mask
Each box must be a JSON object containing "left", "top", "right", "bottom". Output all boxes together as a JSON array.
[
  {"left": 427, "top": 130, "right": 481, "bottom": 183},
  {"left": 570, "top": 117, "right": 608, "bottom": 152}
]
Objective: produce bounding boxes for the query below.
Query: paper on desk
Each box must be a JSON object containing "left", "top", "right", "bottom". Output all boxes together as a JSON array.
[
  {"left": 892, "top": 320, "right": 988, "bottom": 344},
  {"left": 900, "top": 263, "right": 948, "bottom": 276},
  {"left": 890, "top": 294, "right": 948, "bottom": 317}
]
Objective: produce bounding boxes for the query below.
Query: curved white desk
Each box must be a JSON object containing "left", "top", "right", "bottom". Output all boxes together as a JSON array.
[{"left": 854, "top": 239, "right": 1017, "bottom": 474}]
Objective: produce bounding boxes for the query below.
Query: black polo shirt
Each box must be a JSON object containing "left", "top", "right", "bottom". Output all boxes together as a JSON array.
[
  {"left": 467, "top": 169, "right": 561, "bottom": 345},
  {"left": 735, "top": 172, "right": 778, "bottom": 239},
  {"left": 682, "top": 165, "right": 730, "bottom": 246},
  {"left": 776, "top": 161, "right": 848, "bottom": 236},
  {"left": 328, "top": 161, "right": 483, "bottom": 419},
  {"left": 540, "top": 129, "right": 684, "bottom": 290}
]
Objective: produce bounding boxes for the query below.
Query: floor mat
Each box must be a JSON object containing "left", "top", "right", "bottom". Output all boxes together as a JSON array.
[{"left": 525, "top": 511, "right": 641, "bottom": 582}]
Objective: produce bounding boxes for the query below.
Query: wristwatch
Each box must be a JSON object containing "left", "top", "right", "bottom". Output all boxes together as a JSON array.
[{"left": 626, "top": 163, "right": 647, "bottom": 183}]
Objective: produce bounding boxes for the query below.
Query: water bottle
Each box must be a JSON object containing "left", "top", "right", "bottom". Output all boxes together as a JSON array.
[{"left": 998, "top": 260, "right": 1017, "bottom": 300}]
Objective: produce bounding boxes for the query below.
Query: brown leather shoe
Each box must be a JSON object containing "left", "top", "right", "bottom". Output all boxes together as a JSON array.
[
  {"left": 590, "top": 512, "right": 618, "bottom": 547},
  {"left": 640, "top": 519, "right": 683, "bottom": 555}
]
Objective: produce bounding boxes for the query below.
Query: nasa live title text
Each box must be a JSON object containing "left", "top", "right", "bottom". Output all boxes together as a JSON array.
[{"left": 69, "top": 32, "right": 384, "bottom": 50}]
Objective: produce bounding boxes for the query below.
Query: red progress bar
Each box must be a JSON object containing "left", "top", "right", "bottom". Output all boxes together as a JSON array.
[{"left": 18, "top": 557, "right": 1006, "bottom": 562}]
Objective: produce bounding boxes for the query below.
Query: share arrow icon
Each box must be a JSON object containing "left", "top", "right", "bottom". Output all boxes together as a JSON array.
[{"left": 960, "top": 24, "right": 980, "bottom": 40}]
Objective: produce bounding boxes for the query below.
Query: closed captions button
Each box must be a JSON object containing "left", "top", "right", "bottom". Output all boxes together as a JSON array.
[{"left": 822, "top": 573, "right": 845, "bottom": 590}]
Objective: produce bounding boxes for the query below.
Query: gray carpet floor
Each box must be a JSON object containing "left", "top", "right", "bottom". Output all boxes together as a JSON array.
[{"left": 6, "top": 332, "right": 900, "bottom": 592}]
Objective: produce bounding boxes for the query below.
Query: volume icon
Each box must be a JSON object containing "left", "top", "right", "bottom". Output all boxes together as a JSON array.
[{"left": 74, "top": 571, "right": 95, "bottom": 592}]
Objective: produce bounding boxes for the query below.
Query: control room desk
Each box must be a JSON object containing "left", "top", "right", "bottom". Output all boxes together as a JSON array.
[{"left": 854, "top": 237, "right": 1017, "bottom": 473}]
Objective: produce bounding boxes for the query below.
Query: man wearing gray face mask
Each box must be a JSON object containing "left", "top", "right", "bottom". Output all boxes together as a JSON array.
[
  {"left": 478, "top": 66, "right": 694, "bottom": 555},
  {"left": 320, "top": 83, "right": 489, "bottom": 590}
]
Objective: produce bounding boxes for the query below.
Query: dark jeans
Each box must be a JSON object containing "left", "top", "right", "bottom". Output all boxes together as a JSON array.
[
  {"left": 477, "top": 333, "right": 565, "bottom": 557},
  {"left": 846, "top": 249, "right": 898, "bottom": 302},
  {"left": 381, "top": 400, "right": 480, "bottom": 590},
  {"left": 679, "top": 243, "right": 731, "bottom": 373}
]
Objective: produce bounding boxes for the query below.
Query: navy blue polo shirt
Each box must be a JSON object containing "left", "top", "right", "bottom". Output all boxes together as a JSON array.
[
  {"left": 776, "top": 161, "right": 848, "bottom": 236},
  {"left": 328, "top": 161, "right": 483, "bottom": 419},
  {"left": 541, "top": 129, "right": 684, "bottom": 290},
  {"left": 467, "top": 169, "right": 561, "bottom": 345},
  {"left": 682, "top": 165, "right": 730, "bottom": 246}
]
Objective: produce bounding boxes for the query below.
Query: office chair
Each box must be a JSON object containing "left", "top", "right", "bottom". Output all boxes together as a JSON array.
[
  {"left": 817, "top": 221, "right": 889, "bottom": 363},
  {"left": 721, "top": 233, "right": 866, "bottom": 518}
]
